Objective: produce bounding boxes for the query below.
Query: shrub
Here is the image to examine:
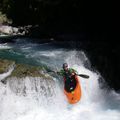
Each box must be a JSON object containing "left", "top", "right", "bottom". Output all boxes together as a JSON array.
[{"left": 0, "top": 11, "right": 12, "bottom": 24}]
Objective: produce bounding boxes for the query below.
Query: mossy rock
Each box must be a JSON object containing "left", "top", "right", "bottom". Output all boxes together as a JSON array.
[
  {"left": 10, "top": 64, "right": 52, "bottom": 79},
  {"left": 0, "top": 58, "right": 53, "bottom": 81},
  {"left": 0, "top": 59, "right": 15, "bottom": 74}
]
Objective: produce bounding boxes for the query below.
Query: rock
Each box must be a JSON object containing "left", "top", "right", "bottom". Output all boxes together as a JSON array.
[
  {"left": 0, "top": 59, "right": 15, "bottom": 84},
  {"left": 0, "top": 25, "right": 32, "bottom": 36},
  {"left": 0, "top": 59, "right": 53, "bottom": 83},
  {"left": 0, "top": 25, "right": 21, "bottom": 35},
  {"left": 1, "top": 60, "right": 55, "bottom": 96},
  {"left": 0, "top": 59, "right": 15, "bottom": 74},
  {"left": 0, "top": 25, "right": 13, "bottom": 35},
  {"left": 10, "top": 64, "right": 51, "bottom": 79},
  {"left": 0, "top": 59, "right": 55, "bottom": 97}
]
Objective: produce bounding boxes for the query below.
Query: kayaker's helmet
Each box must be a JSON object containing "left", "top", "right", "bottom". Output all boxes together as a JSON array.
[{"left": 63, "top": 63, "right": 68, "bottom": 69}]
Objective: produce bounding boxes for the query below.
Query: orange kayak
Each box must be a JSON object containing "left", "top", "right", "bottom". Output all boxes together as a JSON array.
[{"left": 64, "top": 75, "right": 82, "bottom": 104}]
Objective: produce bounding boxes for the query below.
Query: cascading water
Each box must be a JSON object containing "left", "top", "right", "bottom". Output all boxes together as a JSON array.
[{"left": 0, "top": 39, "right": 120, "bottom": 120}]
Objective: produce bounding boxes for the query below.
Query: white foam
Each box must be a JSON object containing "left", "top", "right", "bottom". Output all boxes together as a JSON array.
[{"left": 0, "top": 43, "right": 12, "bottom": 50}]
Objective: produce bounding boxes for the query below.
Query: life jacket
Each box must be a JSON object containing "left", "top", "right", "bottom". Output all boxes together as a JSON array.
[
  {"left": 63, "top": 69, "right": 72, "bottom": 81},
  {"left": 63, "top": 69, "right": 77, "bottom": 93}
]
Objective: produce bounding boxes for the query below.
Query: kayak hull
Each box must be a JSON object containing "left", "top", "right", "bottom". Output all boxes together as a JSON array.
[{"left": 64, "top": 75, "right": 82, "bottom": 104}]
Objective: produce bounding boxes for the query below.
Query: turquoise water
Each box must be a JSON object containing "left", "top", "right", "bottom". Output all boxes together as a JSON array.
[{"left": 0, "top": 38, "right": 88, "bottom": 69}]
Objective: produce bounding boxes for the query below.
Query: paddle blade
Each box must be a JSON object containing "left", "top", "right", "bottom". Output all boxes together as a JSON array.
[{"left": 78, "top": 74, "right": 89, "bottom": 79}]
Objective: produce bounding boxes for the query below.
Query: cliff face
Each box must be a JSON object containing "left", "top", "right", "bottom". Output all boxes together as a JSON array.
[{"left": 84, "top": 38, "right": 120, "bottom": 92}]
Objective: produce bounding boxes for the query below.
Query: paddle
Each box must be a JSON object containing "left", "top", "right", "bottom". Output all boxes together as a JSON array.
[
  {"left": 47, "top": 69, "right": 89, "bottom": 79},
  {"left": 78, "top": 74, "right": 89, "bottom": 79}
]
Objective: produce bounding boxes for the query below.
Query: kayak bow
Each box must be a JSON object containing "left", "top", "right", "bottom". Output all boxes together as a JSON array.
[{"left": 64, "top": 75, "right": 82, "bottom": 104}]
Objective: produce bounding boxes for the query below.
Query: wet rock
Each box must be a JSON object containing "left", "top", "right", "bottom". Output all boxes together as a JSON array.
[
  {"left": 0, "top": 25, "right": 32, "bottom": 36},
  {"left": 2, "top": 61, "right": 55, "bottom": 97},
  {"left": 10, "top": 64, "right": 51, "bottom": 79},
  {"left": 0, "top": 59, "right": 53, "bottom": 84},
  {"left": 0, "top": 59, "right": 55, "bottom": 97},
  {"left": 0, "top": 59, "right": 15, "bottom": 74},
  {"left": 0, "top": 25, "right": 18, "bottom": 35}
]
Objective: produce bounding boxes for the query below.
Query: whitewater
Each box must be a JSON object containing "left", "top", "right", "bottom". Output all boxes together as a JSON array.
[{"left": 0, "top": 39, "right": 120, "bottom": 120}]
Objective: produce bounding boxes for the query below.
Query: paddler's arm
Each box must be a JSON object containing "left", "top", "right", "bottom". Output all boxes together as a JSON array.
[
  {"left": 55, "top": 69, "right": 64, "bottom": 76},
  {"left": 69, "top": 68, "right": 89, "bottom": 78}
]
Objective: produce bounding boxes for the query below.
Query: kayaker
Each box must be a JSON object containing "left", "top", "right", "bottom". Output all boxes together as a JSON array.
[
  {"left": 55, "top": 63, "right": 78, "bottom": 93},
  {"left": 56, "top": 63, "right": 78, "bottom": 81}
]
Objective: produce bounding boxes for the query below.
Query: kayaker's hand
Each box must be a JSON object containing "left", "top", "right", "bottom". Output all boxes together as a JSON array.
[
  {"left": 69, "top": 73, "right": 75, "bottom": 78},
  {"left": 71, "top": 72, "right": 75, "bottom": 76}
]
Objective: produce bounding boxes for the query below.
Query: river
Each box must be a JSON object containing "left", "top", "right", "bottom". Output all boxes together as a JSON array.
[{"left": 0, "top": 38, "right": 120, "bottom": 120}]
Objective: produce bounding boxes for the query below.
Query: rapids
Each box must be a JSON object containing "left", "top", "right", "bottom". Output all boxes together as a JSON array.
[{"left": 0, "top": 38, "right": 120, "bottom": 120}]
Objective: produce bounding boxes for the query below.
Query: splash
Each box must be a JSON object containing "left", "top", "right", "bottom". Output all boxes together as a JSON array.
[
  {"left": 0, "top": 43, "right": 12, "bottom": 50},
  {"left": 0, "top": 64, "right": 14, "bottom": 81}
]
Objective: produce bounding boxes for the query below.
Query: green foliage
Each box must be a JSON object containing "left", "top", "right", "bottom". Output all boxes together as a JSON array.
[
  {"left": 0, "top": 0, "right": 13, "bottom": 24},
  {"left": 0, "top": 0, "right": 13, "bottom": 14},
  {"left": 0, "top": 11, "right": 12, "bottom": 24},
  {"left": 0, "top": 11, "right": 7, "bottom": 24}
]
